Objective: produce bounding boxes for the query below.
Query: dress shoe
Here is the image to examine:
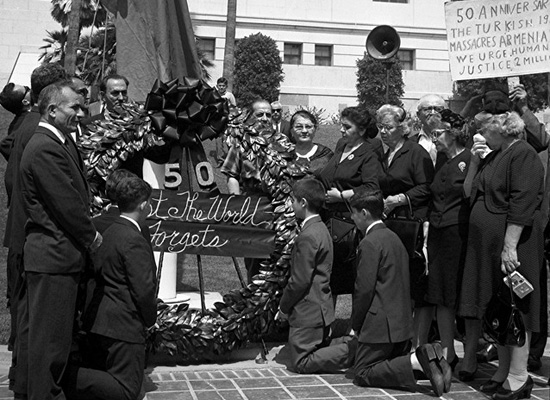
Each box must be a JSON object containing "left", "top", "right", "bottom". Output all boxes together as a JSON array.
[
  {"left": 432, "top": 343, "right": 452, "bottom": 393},
  {"left": 415, "top": 343, "right": 446, "bottom": 397},
  {"left": 480, "top": 379, "right": 504, "bottom": 393},
  {"left": 458, "top": 367, "right": 478, "bottom": 382},
  {"left": 492, "top": 376, "right": 533, "bottom": 400}
]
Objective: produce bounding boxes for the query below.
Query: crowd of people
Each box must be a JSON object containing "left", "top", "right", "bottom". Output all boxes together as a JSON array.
[{"left": 0, "top": 64, "right": 549, "bottom": 400}]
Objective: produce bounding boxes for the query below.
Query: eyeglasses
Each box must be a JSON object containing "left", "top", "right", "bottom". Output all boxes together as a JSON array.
[
  {"left": 293, "top": 124, "right": 315, "bottom": 131},
  {"left": 420, "top": 106, "right": 444, "bottom": 113},
  {"left": 254, "top": 112, "right": 272, "bottom": 118},
  {"left": 376, "top": 123, "right": 397, "bottom": 132},
  {"left": 76, "top": 87, "right": 89, "bottom": 97},
  {"left": 272, "top": 109, "right": 282, "bottom": 113}
]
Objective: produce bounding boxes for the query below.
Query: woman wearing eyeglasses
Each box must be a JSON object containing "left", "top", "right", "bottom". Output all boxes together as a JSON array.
[
  {"left": 420, "top": 109, "right": 471, "bottom": 373},
  {"left": 315, "top": 106, "right": 381, "bottom": 300},
  {"left": 376, "top": 104, "right": 435, "bottom": 348},
  {"left": 290, "top": 110, "right": 333, "bottom": 175}
]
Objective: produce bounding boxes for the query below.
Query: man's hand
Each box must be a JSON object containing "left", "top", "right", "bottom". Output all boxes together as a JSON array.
[
  {"left": 89, "top": 232, "right": 103, "bottom": 253},
  {"left": 275, "top": 308, "right": 288, "bottom": 322},
  {"left": 509, "top": 84, "right": 528, "bottom": 112},
  {"left": 460, "top": 94, "right": 483, "bottom": 118}
]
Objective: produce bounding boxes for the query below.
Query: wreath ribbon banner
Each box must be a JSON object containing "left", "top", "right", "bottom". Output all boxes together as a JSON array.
[{"left": 146, "top": 189, "right": 276, "bottom": 257}]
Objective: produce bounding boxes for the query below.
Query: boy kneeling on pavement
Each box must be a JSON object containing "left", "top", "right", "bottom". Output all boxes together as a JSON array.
[{"left": 279, "top": 187, "right": 452, "bottom": 396}]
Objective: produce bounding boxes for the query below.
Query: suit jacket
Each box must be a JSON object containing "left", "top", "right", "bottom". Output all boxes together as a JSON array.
[
  {"left": 470, "top": 140, "right": 543, "bottom": 226},
  {"left": 93, "top": 205, "right": 151, "bottom": 242},
  {"left": 0, "top": 111, "right": 27, "bottom": 161},
  {"left": 379, "top": 139, "right": 434, "bottom": 220},
  {"left": 279, "top": 216, "right": 334, "bottom": 328},
  {"left": 19, "top": 124, "right": 97, "bottom": 274},
  {"left": 316, "top": 139, "right": 380, "bottom": 193},
  {"left": 352, "top": 223, "right": 413, "bottom": 344},
  {"left": 84, "top": 217, "right": 157, "bottom": 343}
]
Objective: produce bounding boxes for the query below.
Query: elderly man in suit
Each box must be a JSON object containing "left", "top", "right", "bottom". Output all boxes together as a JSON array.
[
  {"left": 18, "top": 81, "right": 102, "bottom": 400},
  {"left": 271, "top": 100, "right": 292, "bottom": 141},
  {"left": 3, "top": 63, "right": 68, "bottom": 398},
  {"left": 415, "top": 94, "right": 446, "bottom": 166}
]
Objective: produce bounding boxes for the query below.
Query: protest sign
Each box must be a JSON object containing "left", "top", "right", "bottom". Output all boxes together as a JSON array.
[
  {"left": 445, "top": 0, "right": 550, "bottom": 80},
  {"left": 146, "top": 189, "right": 276, "bottom": 257}
]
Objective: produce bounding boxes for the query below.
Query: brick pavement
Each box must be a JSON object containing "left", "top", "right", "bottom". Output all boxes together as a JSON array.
[{"left": 0, "top": 342, "right": 547, "bottom": 399}]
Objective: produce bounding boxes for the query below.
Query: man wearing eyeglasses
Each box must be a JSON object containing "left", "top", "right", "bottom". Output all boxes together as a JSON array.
[
  {"left": 415, "top": 94, "right": 446, "bottom": 166},
  {"left": 271, "top": 100, "right": 292, "bottom": 140},
  {"left": 221, "top": 99, "right": 288, "bottom": 282}
]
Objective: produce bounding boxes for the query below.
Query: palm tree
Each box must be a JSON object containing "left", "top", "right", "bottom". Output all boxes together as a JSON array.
[
  {"left": 222, "top": 0, "right": 237, "bottom": 90},
  {"left": 39, "top": 30, "right": 68, "bottom": 64}
]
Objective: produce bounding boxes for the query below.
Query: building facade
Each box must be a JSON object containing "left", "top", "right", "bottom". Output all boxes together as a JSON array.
[{"left": 188, "top": 0, "right": 453, "bottom": 113}]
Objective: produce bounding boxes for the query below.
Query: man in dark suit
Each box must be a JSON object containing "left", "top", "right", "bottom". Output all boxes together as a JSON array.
[
  {"left": 18, "top": 81, "right": 102, "bottom": 400},
  {"left": 3, "top": 64, "right": 68, "bottom": 397},
  {"left": 64, "top": 177, "right": 157, "bottom": 400},
  {"left": 347, "top": 189, "right": 451, "bottom": 396},
  {"left": 276, "top": 179, "right": 336, "bottom": 373},
  {"left": 0, "top": 82, "right": 31, "bottom": 161},
  {"left": 271, "top": 101, "right": 292, "bottom": 140}
]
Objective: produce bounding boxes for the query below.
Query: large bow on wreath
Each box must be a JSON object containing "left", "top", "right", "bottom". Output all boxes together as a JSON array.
[{"left": 145, "top": 77, "right": 229, "bottom": 145}]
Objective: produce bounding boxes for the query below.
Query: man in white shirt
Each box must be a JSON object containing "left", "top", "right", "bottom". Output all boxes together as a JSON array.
[{"left": 415, "top": 94, "right": 446, "bottom": 166}]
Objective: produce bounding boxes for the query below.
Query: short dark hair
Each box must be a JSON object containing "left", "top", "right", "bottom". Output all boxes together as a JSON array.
[
  {"left": 37, "top": 80, "right": 76, "bottom": 116},
  {"left": 341, "top": 107, "right": 377, "bottom": 139},
  {"left": 105, "top": 169, "right": 137, "bottom": 202},
  {"left": 116, "top": 177, "right": 152, "bottom": 213},
  {"left": 290, "top": 110, "right": 318, "bottom": 129},
  {"left": 350, "top": 189, "right": 384, "bottom": 220},
  {"left": 0, "top": 83, "right": 26, "bottom": 114},
  {"left": 31, "top": 63, "right": 67, "bottom": 103},
  {"left": 99, "top": 74, "right": 129, "bottom": 93},
  {"left": 217, "top": 77, "right": 228, "bottom": 85},
  {"left": 292, "top": 178, "right": 325, "bottom": 213}
]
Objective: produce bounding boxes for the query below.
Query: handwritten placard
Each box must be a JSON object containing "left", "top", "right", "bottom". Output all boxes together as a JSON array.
[
  {"left": 445, "top": 0, "right": 550, "bottom": 80},
  {"left": 146, "top": 189, "right": 276, "bottom": 257}
]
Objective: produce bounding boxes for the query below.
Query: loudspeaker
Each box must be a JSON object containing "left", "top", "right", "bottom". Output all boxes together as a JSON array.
[{"left": 366, "top": 25, "right": 401, "bottom": 60}]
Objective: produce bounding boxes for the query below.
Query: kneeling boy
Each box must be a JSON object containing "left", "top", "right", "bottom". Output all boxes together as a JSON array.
[
  {"left": 63, "top": 176, "right": 157, "bottom": 400},
  {"left": 276, "top": 179, "right": 339, "bottom": 373}
]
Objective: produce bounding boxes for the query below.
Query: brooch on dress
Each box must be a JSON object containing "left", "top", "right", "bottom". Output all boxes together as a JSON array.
[
  {"left": 458, "top": 161, "right": 466, "bottom": 172},
  {"left": 348, "top": 154, "right": 355, "bottom": 161}
]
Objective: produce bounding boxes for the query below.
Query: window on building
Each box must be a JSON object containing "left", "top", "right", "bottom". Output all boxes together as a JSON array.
[
  {"left": 284, "top": 43, "right": 302, "bottom": 65},
  {"left": 315, "top": 45, "right": 332, "bottom": 66},
  {"left": 373, "top": 0, "right": 408, "bottom": 3},
  {"left": 197, "top": 38, "right": 216, "bottom": 60},
  {"left": 397, "top": 49, "right": 414, "bottom": 70}
]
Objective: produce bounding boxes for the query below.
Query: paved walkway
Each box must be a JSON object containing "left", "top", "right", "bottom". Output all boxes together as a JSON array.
[
  {"left": 0, "top": 342, "right": 547, "bottom": 399},
  {"left": 143, "top": 341, "right": 550, "bottom": 400}
]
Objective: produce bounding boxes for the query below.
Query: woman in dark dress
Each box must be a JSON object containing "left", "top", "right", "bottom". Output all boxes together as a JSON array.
[
  {"left": 316, "top": 107, "right": 380, "bottom": 299},
  {"left": 376, "top": 104, "right": 435, "bottom": 348},
  {"left": 289, "top": 110, "right": 333, "bottom": 175},
  {"left": 458, "top": 111, "right": 543, "bottom": 398},
  {"left": 422, "top": 110, "right": 470, "bottom": 371}
]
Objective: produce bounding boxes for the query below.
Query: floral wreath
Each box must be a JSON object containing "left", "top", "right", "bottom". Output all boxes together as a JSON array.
[{"left": 78, "top": 79, "right": 305, "bottom": 361}]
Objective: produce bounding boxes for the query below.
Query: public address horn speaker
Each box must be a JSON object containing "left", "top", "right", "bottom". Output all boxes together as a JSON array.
[{"left": 366, "top": 25, "right": 401, "bottom": 60}]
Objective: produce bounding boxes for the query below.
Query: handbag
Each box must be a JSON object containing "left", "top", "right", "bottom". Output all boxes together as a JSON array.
[
  {"left": 482, "top": 276, "right": 526, "bottom": 347},
  {"left": 384, "top": 195, "right": 423, "bottom": 259}
]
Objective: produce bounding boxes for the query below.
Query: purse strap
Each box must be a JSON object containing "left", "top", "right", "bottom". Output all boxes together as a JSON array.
[
  {"left": 334, "top": 182, "right": 354, "bottom": 214},
  {"left": 506, "top": 272, "right": 517, "bottom": 307}
]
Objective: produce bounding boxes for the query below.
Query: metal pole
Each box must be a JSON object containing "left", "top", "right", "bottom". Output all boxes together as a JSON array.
[
  {"left": 386, "top": 64, "right": 390, "bottom": 104},
  {"left": 196, "top": 254, "right": 207, "bottom": 313},
  {"left": 232, "top": 257, "right": 246, "bottom": 288}
]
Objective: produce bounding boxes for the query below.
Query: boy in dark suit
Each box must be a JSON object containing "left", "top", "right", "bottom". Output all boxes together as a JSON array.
[
  {"left": 63, "top": 176, "right": 157, "bottom": 400},
  {"left": 348, "top": 189, "right": 451, "bottom": 396},
  {"left": 276, "top": 179, "right": 336, "bottom": 373}
]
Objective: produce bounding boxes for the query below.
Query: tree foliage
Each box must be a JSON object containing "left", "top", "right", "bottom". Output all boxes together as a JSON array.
[
  {"left": 50, "top": 0, "right": 107, "bottom": 29},
  {"left": 233, "top": 33, "right": 284, "bottom": 108},
  {"left": 356, "top": 55, "right": 404, "bottom": 115},
  {"left": 453, "top": 74, "right": 549, "bottom": 113}
]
